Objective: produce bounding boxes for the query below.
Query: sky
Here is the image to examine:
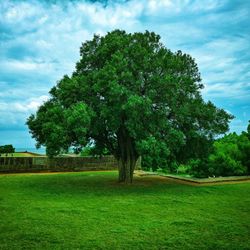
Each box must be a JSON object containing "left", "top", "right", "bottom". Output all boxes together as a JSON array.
[{"left": 0, "top": 0, "right": 249, "bottom": 149}]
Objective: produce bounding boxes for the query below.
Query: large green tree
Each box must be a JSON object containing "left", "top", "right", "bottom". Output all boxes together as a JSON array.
[{"left": 27, "top": 30, "right": 233, "bottom": 183}]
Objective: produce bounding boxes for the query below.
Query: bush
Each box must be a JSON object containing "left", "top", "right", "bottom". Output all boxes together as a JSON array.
[
  {"left": 141, "top": 122, "right": 250, "bottom": 177},
  {"left": 80, "top": 146, "right": 92, "bottom": 156},
  {"left": 187, "top": 159, "right": 209, "bottom": 178},
  {"left": 210, "top": 133, "right": 249, "bottom": 176},
  {"left": 207, "top": 152, "right": 246, "bottom": 176},
  {"left": 176, "top": 164, "right": 189, "bottom": 175},
  {"left": 188, "top": 130, "right": 250, "bottom": 177}
]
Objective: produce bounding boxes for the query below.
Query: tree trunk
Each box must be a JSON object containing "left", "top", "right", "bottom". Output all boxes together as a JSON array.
[
  {"left": 116, "top": 127, "right": 138, "bottom": 183},
  {"left": 118, "top": 157, "right": 137, "bottom": 183}
]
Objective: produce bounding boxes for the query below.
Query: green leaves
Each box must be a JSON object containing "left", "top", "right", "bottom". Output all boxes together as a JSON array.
[
  {"left": 188, "top": 130, "right": 250, "bottom": 177},
  {"left": 27, "top": 100, "right": 67, "bottom": 156},
  {"left": 0, "top": 144, "right": 15, "bottom": 154},
  {"left": 27, "top": 100, "right": 93, "bottom": 156},
  {"left": 137, "top": 136, "right": 170, "bottom": 171},
  {"left": 64, "top": 102, "right": 94, "bottom": 145},
  {"left": 27, "top": 29, "right": 233, "bottom": 167}
]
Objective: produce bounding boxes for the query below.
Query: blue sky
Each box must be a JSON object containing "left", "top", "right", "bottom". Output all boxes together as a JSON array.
[{"left": 0, "top": 0, "right": 249, "bottom": 148}]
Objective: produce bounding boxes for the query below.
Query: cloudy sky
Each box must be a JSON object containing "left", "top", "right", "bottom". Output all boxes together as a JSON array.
[{"left": 0, "top": 0, "right": 249, "bottom": 149}]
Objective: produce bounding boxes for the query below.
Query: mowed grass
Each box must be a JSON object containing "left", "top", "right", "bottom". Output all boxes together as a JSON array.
[
  {"left": 0, "top": 172, "right": 249, "bottom": 249},
  {"left": 0, "top": 152, "right": 43, "bottom": 157}
]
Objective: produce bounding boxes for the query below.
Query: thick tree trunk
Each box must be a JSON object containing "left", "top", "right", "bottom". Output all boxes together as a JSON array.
[
  {"left": 116, "top": 127, "right": 138, "bottom": 183},
  {"left": 118, "top": 157, "right": 137, "bottom": 183}
]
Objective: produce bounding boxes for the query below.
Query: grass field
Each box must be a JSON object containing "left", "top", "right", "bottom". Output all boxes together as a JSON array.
[
  {"left": 0, "top": 152, "right": 44, "bottom": 157},
  {"left": 0, "top": 171, "right": 249, "bottom": 249}
]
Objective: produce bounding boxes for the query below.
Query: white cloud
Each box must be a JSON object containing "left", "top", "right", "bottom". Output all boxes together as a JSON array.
[
  {"left": 148, "top": 0, "right": 173, "bottom": 12},
  {"left": 189, "top": 0, "right": 223, "bottom": 12},
  {"left": 0, "top": 95, "right": 49, "bottom": 132},
  {"left": 230, "top": 118, "right": 249, "bottom": 133},
  {"left": 185, "top": 36, "right": 250, "bottom": 101},
  {"left": 0, "top": 58, "right": 57, "bottom": 81},
  {"left": 20, "top": 95, "right": 49, "bottom": 112},
  {"left": 36, "top": 39, "right": 52, "bottom": 49},
  {"left": 4, "top": 60, "right": 39, "bottom": 71},
  {"left": 202, "top": 82, "right": 250, "bottom": 99},
  {"left": 0, "top": 0, "right": 249, "bottom": 137},
  {"left": 75, "top": 1, "right": 143, "bottom": 28},
  {"left": 0, "top": 95, "right": 49, "bottom": 114},
  {"left": 4, "top": 2, "right": 38, "bottom": 22}
]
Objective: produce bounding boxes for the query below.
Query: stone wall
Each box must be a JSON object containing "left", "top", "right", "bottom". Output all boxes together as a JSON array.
[{"left": 0, "top": 156, "right": 141, "bottom": 173}]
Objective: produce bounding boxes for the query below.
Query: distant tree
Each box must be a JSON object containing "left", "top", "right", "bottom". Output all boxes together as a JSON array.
[
  {"left": 80, "top": 145, "right": 110, "bottom": 157},
  {"left": 27, "top": 30, "right": 233, "bottom": 183},
  {"left": 240, "top": 121, "right": 250, "bottom": 173},
  {"left": 0, "top": 144, "right": 15, "bottom": 154},
  {"left": 247, "top": 120, "right": 250, "bottom": 139},
  {"left": 189, "top": 126, "right": 250, "bottom": 177},
  {"left": 207, "top": 133, "right": 247, "bottom": 176}
]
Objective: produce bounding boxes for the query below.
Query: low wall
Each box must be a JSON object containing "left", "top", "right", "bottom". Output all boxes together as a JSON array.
[{"left": 0, "top": 156, "right": 141, "bottom": 173}]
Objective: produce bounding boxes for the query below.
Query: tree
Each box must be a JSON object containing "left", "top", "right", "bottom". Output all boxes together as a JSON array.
[
  {"left": 0, "top": 144, "right": 15, "bottom": 154},
  {"left": 208, "top": 132, "right": 250, "bottom": 176},
  {"left": 207, "top": 133, "right": 247, "bottom": 177},
  {"left": 27, "top": 30, "right": 233, "bottom": 183},
  {"left": 247, "top": 120, "right": 250, "bottom": 140},
  {"left": 188, "top": 126, "right": 250, "bottom": 177}
]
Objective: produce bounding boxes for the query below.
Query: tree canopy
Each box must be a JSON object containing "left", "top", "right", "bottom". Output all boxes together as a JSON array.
[
  {"left": 27, "top": 30, "right": 233, "bottom": 183},
  {"left": 0, "top": 145, "right": 15, "bottom": 154}
]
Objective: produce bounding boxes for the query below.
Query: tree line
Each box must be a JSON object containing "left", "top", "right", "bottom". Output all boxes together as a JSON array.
[{"left": 142, "top": 122, "right": 250, "bottom": 177}]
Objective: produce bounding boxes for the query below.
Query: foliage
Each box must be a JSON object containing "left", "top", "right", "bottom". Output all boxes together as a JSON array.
[
  {"left": 187, "top": 158, "right": 209, "bottom": 178},
  {"left": 27, "top": 30, "right": 232, "bottom": 183},
  {"left": 188, "top": 123, "right": 250, "bottom": 177},
  {"left": 80, "top": 145, "right": 110, "bottom": 157},
  {"left": 0, "top": 144, "right": 15, "bottom": 154},
  {"left": 137, "top": 136, "right": 169, "bottom": 171},
  {"left": 80, "top": 146, "right": 92, "bottom": 156},
  {"left": 27, "top": 101, "right": 92, "bottom": 157},
  {"left": 207, "top": 135, "right": 247, "bottom": 176},
  {"left": 176, "top": 164, "right": 190, "bottom": 175}
]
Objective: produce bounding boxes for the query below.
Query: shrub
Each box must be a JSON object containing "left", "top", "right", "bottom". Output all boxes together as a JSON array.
[
  {"left": 187, "top": 159, "right": 209, "bottom": 178},
  {"left": 207, "top": 152, "right": 246, "bottom": 176},
  {"left": 206, "top": 138, "right": 247, "bottom": 176},
  {"left": 188, "top": 130, "right": 250, "bottom": 177},
  {"left": 176, "top": 164, "right": 189, "bottom": 175},
  {"left": 80, "top": 146, "right": 92, "bottom": 156}
]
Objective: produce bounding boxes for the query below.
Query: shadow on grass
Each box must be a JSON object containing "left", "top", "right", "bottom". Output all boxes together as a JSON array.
[{"left": 17, "top": 171, "right": 199, "bottom": 198}]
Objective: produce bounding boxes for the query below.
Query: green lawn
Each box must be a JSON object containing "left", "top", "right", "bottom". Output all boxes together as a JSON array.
[
  {"left": 0, "top": 171, "right": 249, "bottom": 249},
  {"left": 0, "top": 152, "right": 44, "bottom": 157}
]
